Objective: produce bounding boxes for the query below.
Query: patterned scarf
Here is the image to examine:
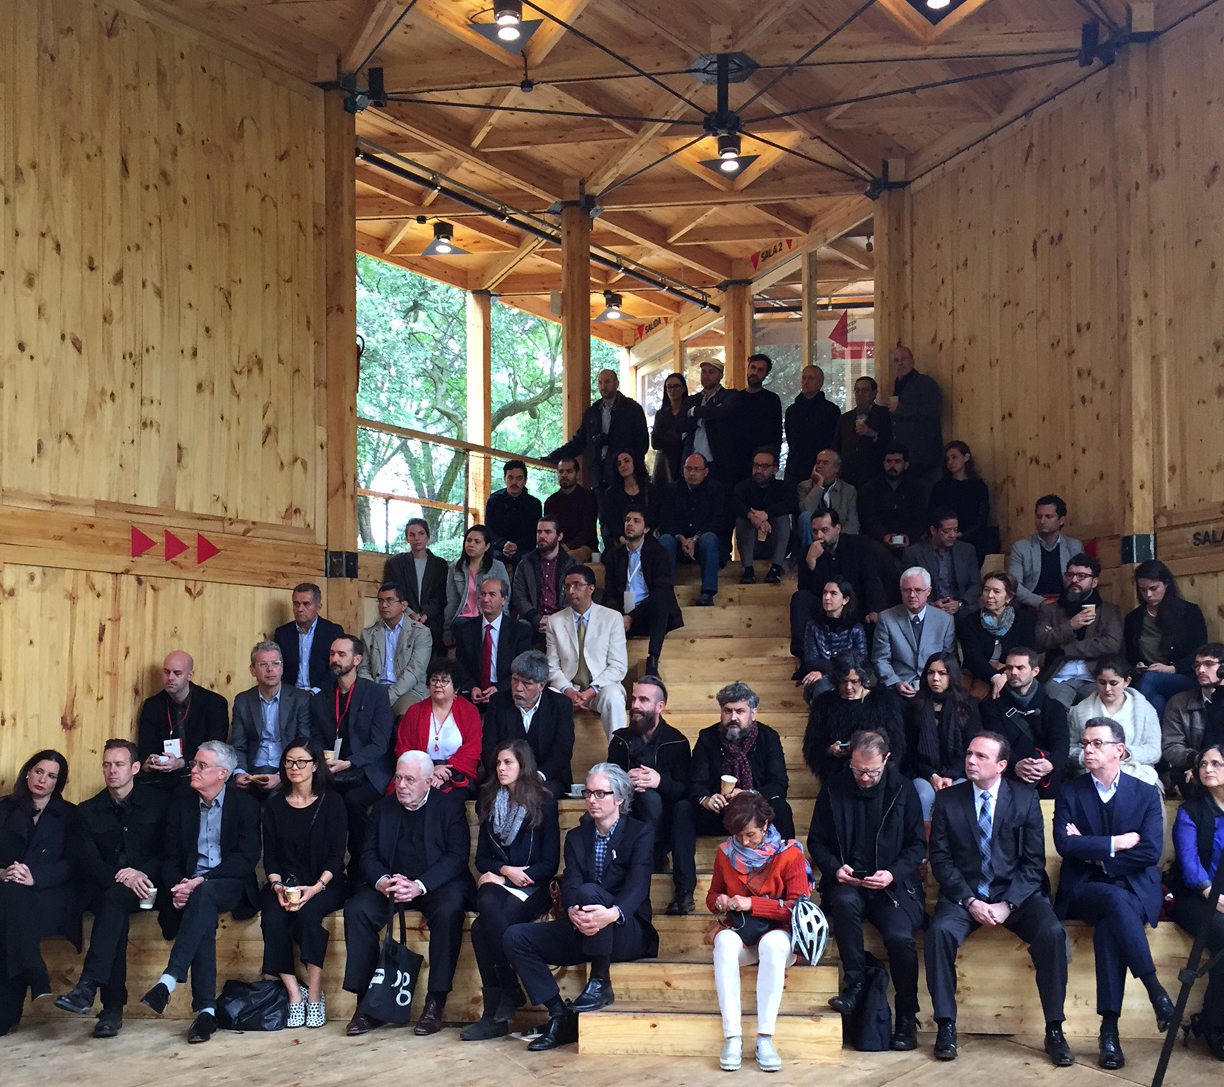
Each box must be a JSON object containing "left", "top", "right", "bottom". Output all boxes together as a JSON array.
[
  {"left": 720, "top": 722, "right": 759, "bottom": 791},
  {"left": 490, "top": 785, "right": 528, "bottom": 847},
  {"left": 980, "top": 605, "right": 1015, "bottom": 639},
  {"left": 721, "top": 824, "right": 810, "bottom": 882}
]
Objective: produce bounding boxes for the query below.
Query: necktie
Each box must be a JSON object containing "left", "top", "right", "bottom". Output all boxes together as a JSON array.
[
  {"left": 977, "top": 792, "right": 994, "bottom": 899},
  {"left": 910, "top": 612, "right": 923, "bottom": 645},
  {"left": 573, "top": 615, "right": 592, "bottom": 690},
  {"left": 480, "top": 623, "right": 493, "bottom": 689}
]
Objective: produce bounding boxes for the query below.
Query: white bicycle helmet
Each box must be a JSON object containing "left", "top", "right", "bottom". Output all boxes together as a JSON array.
[{"left": 791, "top": 895, "right": 829, "bottom": 965}]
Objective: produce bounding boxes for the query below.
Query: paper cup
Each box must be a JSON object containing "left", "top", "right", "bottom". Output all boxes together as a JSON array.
[
  {"left": 323, "top": 751, "right": 336, "bottom": 764},
  {"left": 284, "top": 886, "right": 303, "bottom": 905},
  {"left": 139, "top": 887, "right": 158, "bottom": 910},
  {"left": 720, "top": 775, "right": 737, "bottom": 796}
]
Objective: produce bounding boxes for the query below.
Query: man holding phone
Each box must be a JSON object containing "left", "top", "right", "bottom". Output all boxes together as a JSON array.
[{"left": 808, "top": 730, "right": 927, "bottom": 1051}]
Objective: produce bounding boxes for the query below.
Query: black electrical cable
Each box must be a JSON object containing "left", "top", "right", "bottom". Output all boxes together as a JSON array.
[
  {"left": 384, "top": 94, "right": 699, "bottom": 127},
  {"left": 353, "top": 0, "right": 419, "bottom": 77},
  {"left": 742, "top": 129, "right": 871, "bottom": 181},
  {"left": 594, "top": 137, "right": 704, "bottom": 199}
]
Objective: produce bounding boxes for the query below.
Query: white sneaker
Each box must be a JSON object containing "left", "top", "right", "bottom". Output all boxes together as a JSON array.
[
  {"left": 720, "top": 1035, "right": 743, "bottom": 1071},
  {"left": 305, "top": 997, "right": 326, "bottom": 1028},
  {"left": 755, "top": 1036, "right": 782, "bottom": 1072},
  {"left": 286, "top": 1001, "right": 306, "bottom": 1028}
]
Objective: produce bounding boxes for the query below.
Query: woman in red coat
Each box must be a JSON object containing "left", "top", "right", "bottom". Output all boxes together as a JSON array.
[{"left": 394, "top": 659, "right": 482, "bottom": 797}]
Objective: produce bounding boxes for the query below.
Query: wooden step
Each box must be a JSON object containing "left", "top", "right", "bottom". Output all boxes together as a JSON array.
[
  {"left": 664, "top": 635, "right": 796, "bottom": 659},
  {"left": 610, "top": 959, "right": 840, "bottom": 1010},
  {"left": 677, "top": 609, "right": 789, "bottom": 637},
  {"left": 578, "top": 1009, "right": 843, "bottom": 1061},
  {"left": 674, "top": 583, "right": 796, "bottom": 607}
]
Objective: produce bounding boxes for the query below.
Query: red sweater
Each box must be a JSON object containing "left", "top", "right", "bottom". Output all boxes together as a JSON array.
[
  {"left": 394, "top": 696, "right": 482, "bottom": 781},
  {"left": 706, "top": 844, "right": 810, "bottom": 924}
]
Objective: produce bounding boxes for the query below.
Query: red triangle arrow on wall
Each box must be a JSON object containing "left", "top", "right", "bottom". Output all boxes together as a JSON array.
[
  {"left": 164, "top": 530, "right": 189, "bottom": 562},
  {"left": 196, "top": 534, "right": 220, "bottom": 564},
  {"left": 829, "top": 309, "right": 851, "bottom": 348},
  {"left": 131, "top": 526, "right": 156, "bottom": 558}
]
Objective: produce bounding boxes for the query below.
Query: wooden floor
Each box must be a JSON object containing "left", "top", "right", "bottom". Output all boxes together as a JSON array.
[{"left": 3, "top": 1019, "right": 1221, "bottom": 1087}]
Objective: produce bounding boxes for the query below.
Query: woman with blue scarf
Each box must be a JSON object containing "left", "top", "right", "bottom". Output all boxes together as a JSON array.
[
  {"left": 956, "top": 570, "right": 1035, "bottom": 698},
  {"left": 707, "top": 791, "right": 811, "bottom": 1073}
]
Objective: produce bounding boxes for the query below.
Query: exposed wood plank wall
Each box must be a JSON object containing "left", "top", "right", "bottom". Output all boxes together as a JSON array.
[{"left": 0, "top": 1, "right": 341, "bottom": 796}]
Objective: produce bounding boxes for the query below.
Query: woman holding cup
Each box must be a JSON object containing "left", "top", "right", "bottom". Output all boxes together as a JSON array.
[{"left": 260, "top": 738, "right": 348, "bottom": 1028}]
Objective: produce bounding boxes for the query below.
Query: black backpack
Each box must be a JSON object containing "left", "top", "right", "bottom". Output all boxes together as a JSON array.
[{"left": 846, "top": 953, "right": 892, "bottom": 1051}]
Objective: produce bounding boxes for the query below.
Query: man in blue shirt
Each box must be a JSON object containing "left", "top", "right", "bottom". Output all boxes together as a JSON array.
[{"left": 274, "top": 583, "right": 344, "bottom": 692}]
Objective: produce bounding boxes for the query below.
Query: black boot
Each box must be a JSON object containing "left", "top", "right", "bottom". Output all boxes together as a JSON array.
[
  {"left": 494, "top": 965, "right": 526, "bottom": 1023},
  {"left": 55, "top": 979, "right": 99, "bottom": 1016},
  {"left": 829, "top": 982, "right": 863, "bottom": 1016},
  {"left": 460, "top": 989, "right": 508, "bottom": 1040}
]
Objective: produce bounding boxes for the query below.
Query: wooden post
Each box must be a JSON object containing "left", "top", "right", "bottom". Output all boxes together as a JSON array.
[
  {"left": 722, "top": 279, "right": 752, "bottom": 389},
  {"left": 466, "top": 289, "right": 493, "bottom": 518},
  {"left": 322, "top": 91, "right": 360, "bottom": 630},
  {"left": 874, "top": 185, "right": 912, "bottom": 397},
  {"left": 800, "top": 248, "right": 819, "bottom": 369},
  {"left": 561, "top": 191, "right": 591, "bottom": 441}
]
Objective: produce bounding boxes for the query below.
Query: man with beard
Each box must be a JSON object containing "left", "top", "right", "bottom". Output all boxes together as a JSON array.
[
  {"left": 730, "top": 353, "right": 783, "bottom": 487},
  {"left": 785, "top": 365, "right": 841, "bottom": 494},
  {"left": 542, "top": 457, "right": 599, "bottom": 562},
  {"left": 858, "top": 444, "right": 928, "bottom": 594},
  {"left": 308, "top": 635, "right": 395, "bottom": 872},
  {"left": 548, "top": 369, "right": 649, "bottom": 494},
  {"left": 480, "top": 650, "right": 574, "bottom": 798},
  {"left": 511, "top": 516, "right": 577, "bottom": 643},
  {"left": 607, "top": 677, "right": 694, "bottom": 915},
  {"left": 980, "top": 647, "right": 1070, "bottom": 800},
  {"left": 1034, "top": 554, "right": 1124, "bottom": 708},
  {"left": 732, "top": 448, "right": 792, "bottom": 585},
  {"left": 677, "top": 681, "right": 793, "bottom": 843}
]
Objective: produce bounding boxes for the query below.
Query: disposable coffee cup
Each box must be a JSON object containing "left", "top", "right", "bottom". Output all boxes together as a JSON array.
[
  {"left": 720, "top": 775, "right": 737, "bottom": 795},
  {"left": 284, "top": 886, "right": 302, "bottom": 905},
  {"left": 323, "top": 750, "right": 336, "bottom": 764},
  {"left": 139, "top": 887, "right": 158, "bottom": 910},
  {"left": 890, "top": 534, "right": 905, "bottom": 546}
]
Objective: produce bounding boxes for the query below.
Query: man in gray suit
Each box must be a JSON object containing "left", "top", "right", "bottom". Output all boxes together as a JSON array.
[
  {"left": 1006, "top": 495, "right": 1083, "bottom": 609},
  {"left": 872, "top": 567, "right": 957, "bottom": 698},
  {"left": 229, "top": 640, "right": 311, "bottom": 794},
  {"left": 359, "top": 582, "right": 432, "bottom": 715},
  {"left": 902, "top": 509, "right": 983, "bottom": 616}
]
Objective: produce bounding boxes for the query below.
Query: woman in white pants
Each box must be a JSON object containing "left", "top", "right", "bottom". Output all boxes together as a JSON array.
[{"left": 707, "top": 791, "right": 811, "bottom": 1072}]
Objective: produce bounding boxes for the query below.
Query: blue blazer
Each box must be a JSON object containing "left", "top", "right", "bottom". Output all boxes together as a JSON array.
[
  {"left": 1052, "top": 771, "right": 1164, "bottom": 926},
  {"left": 562, "top": 814, "right": 658, "bottom": 956}
]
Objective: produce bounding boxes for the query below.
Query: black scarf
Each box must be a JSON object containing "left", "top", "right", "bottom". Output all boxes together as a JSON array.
[
  {"left": 916, "top": 702, "right": 966, "bottom": 776},
  {"left": 845, "top": 775, "right": 886, "bottom": 871}
]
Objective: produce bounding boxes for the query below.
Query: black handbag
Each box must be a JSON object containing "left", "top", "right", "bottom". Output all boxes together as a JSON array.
[
  {"left": 215, "top": 979, "right": 289, "bottom": 1031},
  {"left": 357, "top": 901, "right": 425, "bottom": 1025},
  {"left": 726, "top": 909, "right": 776, "bottom": 946}
]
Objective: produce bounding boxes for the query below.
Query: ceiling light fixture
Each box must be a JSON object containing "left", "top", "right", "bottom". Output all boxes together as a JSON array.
[
  {"left": 927, "top": 0, "right": 951, "bottom": 8},
  {"left": 495, "top": 1, "right": 522, "bottom": 39},
  {"left": 422, "top": 221, "right": 469, "bottom": 256},
  {"left": 470, "top": 2, "right": 541, "bottom": 55},
  {"left": 595, "top": 291, "right": 636, "bottom": 322}
]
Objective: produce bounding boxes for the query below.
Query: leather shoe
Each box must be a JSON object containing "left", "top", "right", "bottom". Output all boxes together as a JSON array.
[
  {"left": 93, "top": 1007, "right": 123, "bottom": 1038},
  {"left": 764, "top": 564, "right": 783, "bottom": 584},
  {"left": 665, "top": 893, "right": 694, "bottom": 916},
  {"left": 569, "top": 975, "right": 614, "bottom": 1013},
  {"left": 345, "top": 1011, "right": 381, "bottom": 1036},
  {"left": 645, "top": 654, "right": 660, "bottom": 675},
  {"left": 187, "top": 1011, "right": 216, "bottom": 1044},
  {"left": 934, "top": 1020, "right": 958, "bottom": 1061},
  {"left": 1044, "top": 1024, "right": 1075, "bottom": 1066},
  {"left": 55, "top": 981, "right": 98, "bottom": 1016},
  {"left": 695, "top": 592, "right": 715, "bottom": 607},
  {"left": 139, "top": 982, "right": 170, "bottom": 1016},
  {"left": 1152, "top": 991, "right": 1175, "bottom": 1032},
  {"left": 828, "top": 982, "right": 863, "bottom": 1017},
  {"left": 890, "top": 1013, "right": 917, "bottom": 1051},
  {"left": 739, "top": 567, "right": 756, "bottom": 584},
  {"left": 1098, "top": 1024, "right": 1125, "bottom": 1069},
  {"left": 527, "top": 1010, "right": 579, "bottom": 1050},
  {"left": 414, "top": 994, "right": 445, "bottom": 1035}
]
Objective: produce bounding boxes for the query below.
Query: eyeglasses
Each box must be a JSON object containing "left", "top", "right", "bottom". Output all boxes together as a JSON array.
[
  {"left": 254, "top": 661, "right": 282, "bottom": 670},
  {"left": 428, "top": 676, "right": 453, "bottom": 686},
  {"left": 284, "top": 758, "right": 315, "bottom": 770},
  {"left": 188, "top": 760, "right": 220, "bottom": 772},
  {"left": 582, "top": 789, "right": 614, "bottom": 800},
  {"left": 850, "top": 765, "right": 884, "bottom": 779},
  {"left": 393, "top": 774, "right": 423, "bottom": 786},
  {"left": 1078, "top": 739, "right": 1123, "bottom": 750},
  {"left": 1066, "top": 570, "right": 1095, "bottom": 582}
]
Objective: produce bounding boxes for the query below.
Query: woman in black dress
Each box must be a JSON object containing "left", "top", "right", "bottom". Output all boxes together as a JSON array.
[
  {"left": 260, "top": 738, "right": 348, "bottom": 1028},
  {"left": 599, "top": 449, "right": 660, "bottom": 550},
  {"left": 927, "top": 440, "right": 998, "bottom": 563},
  {"left": 0, "top": 749, "right": 79, "bottom": 1035},
  {"left": 650, "top": 372, "right": 689, "bottom": 487},
  {"left": 803, "top": 651, "right": 906, "bottom": 783}
]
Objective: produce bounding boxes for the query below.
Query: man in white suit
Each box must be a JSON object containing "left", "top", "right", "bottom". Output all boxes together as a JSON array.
[
  {"left": 359, "top": 582, "right": 432, "bottom": 715},
  {"left": 872, "top": 567, "right": 957, "bottom": 698},
  {"left": 545, "top": 565, "right": 628, "bottom": 739}
]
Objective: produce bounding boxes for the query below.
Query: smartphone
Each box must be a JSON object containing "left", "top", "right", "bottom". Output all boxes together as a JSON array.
[
  {"left": 851, "top": 869, "right": 869, "bottom": 880},
  {"left": 839, "top": 741, "right": 850, "bottom": 750}
]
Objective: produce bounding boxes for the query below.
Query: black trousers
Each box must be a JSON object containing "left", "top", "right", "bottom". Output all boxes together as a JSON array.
[
  {"left": 470, "top": 883, "right": 551, "bottom": 987},
  {"left": 343, "top": 882, "right": 471, "bottom": 997},
  {"left": 634, "top": 790, "right": 694, "bottom": 896},
  {"left": 259, "top": 881, "right": 348, "bottom": 976},
  {"left": 1063, "top": 881, "right": 1157, "bottom": 1016},
  {"left": 626, "top": 594, "right": 673, "bottom": 657},
  {"left": 925, "top": 894, "right": 1067, "bottom": 1024},
  {"left": 673, "top": 795, "right": 795, "bottom": 849},
  {"left": 80, "top": 882, "right": 144, "bottom": 1009},
  {"left": 0, "top": 882, "right": 67, "bottom": 1034},
  {"left": 163, "top": 877, "right": 247, "bottom": 1012},
  {"left": 504, "top": 882, "right": 652, "bottom": 1005},
  {"left": 1172, "top": 892, "right": 1224, "bottom": 1028},
  {"left": 333, "top": 778, "right": 383, "bottom": 872},
  {"left": 822, "top": 883, "right": 920, "bottom": 1015},
  {"left": 789, "top": 589, "right": 821, "bottom": 659}
]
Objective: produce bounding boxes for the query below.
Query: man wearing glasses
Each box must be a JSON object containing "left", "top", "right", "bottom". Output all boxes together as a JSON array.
[
  {"left": 138, "top": 741, "right": 261, "bottom": 1044},
  {"left": 808, "top": 730, "right": 926, "bottom": 1051},
  {"left": 1162, "top": 642, "right": 1224, "bottom": 792},
  {"left": 228, "top": 641, "right": 311, "bottom": 796},
  {"left": 1053, "top": 719, "right": 1171, "bottom": 1070}
]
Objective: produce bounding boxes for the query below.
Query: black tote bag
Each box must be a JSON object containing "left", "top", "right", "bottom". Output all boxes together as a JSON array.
[{"left": 357, "top": 901, "right": 425, "bottom": 1025}]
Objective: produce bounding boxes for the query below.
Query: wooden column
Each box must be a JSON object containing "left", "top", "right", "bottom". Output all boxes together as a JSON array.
[
  {"left": 466, "top": 289, "right": 493, "bottom": 517},
  {"left": 322, "top": 91, "right": 360, "bottom": 629},
  {"left": 560, "top": 192, "right": 591, "bottom": 439},
  {"left": 722, "top": 279, "right": 753, "bottom": 389},
  {"left": 873, "top": 185, "right": 912, "bottom": 394},
  {"left": 800, "top": 248, "right": 820, "bottom": 369}
]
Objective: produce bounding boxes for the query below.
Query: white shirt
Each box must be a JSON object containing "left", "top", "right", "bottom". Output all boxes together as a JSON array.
[{"left": 482, "top": 613, "right": 503, "bottom": 685}]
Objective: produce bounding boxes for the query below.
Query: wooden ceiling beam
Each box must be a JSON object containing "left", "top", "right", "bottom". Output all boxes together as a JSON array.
[
  {"left": 342, "top": 0, "right": 406, "bottom": 74},
  {"left": 823, "top": 237, "right": 874, "bottom": 272},
  {"left": 666, "top": 207, "right": 717, "bottom": 244},
  {"left": 479, "top": 238, "right": 550, "bottom": 290},
  {"left": 598, "top": 175, "right": 865, "bottom": 211},
  {"left": 752, "top": 203, "right": 810, "bottom": 236},
  {"left": 597, "top": 211, "right": 731, "bottom": 281}
]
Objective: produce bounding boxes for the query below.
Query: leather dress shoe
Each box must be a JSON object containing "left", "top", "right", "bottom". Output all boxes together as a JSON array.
[
  {"left": 695, "top": 593, "right": 715, "bottom": 607},
  {"left": 55, "top": 981, "right": 98, "bottom": 1016},
  {"left": 1152, "top": 991, "right": 1175, "bottom": 1033},
  {"left": 665, "top": 892, "right": 694, "bottom": 916},
  {"left": 1098, "top": 1023, "right": 1125, "bottom": 1069},
  {"left": 934, "top": 1020, "right": 958, "bottom": 1061},
  {"left": 93, "top": 1007, "right": 123, "bottom": 1038},
  {"left": 1044, "top": 1024, "right": 1075, "bottom": 1066},
  {"left": 187, "top": 1012, "right": 216, "bottom": 1044},
  {"left": 764, "top": 564, "right": 783, "bottom": 585},
  {"left": 139, "top": 982, "right": 170, "bottom": 1016},
  {"left": 345, "top": 1011, "right": 382, "bottom": 1036},
  {"left": 890, "top": 1014, "right": 917, "bottom": 1051},
  {"left": 645, "top": 655, "right": 660, "bottom": 675},
  {"left": 527, "top": 1010, "right": 578, "bottom": 1051},
  {"left": 569, "top": 975, "right": 614, "bottom": 1013},
  {"left": 828, "top": 982, "right": 863, "bottom": 1017},
  {"left": 414, "top": 995, "right": 445, "bottom": 1035},
  {"left": 739, "top": 567, "right": 756, "bottom": 584}
]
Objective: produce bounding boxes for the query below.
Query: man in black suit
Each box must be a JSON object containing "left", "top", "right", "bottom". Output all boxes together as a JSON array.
[
  {"left": 452, "top": 578, "right": 533, "bottom": 705},
  {"left": 677, "top": 681, "right": 794, "bottom": 841},
  {"left": 834, "top": 375, "right": 892, "bottom": 488},
  {"left": 55, "top": 740, "right": 168, "bottom": 1036},
  {"left": 136, "top": 650, "right": 229, "bottom": 795},
  {"left": 228, "top": 640, "right": 311, "bottom": 796},
  {"left": 679, "top": 359, "right": 740, "bottom": 494},
  {"left": 504, "top": 763, "right": 658, "bottom": 1051},
  {"left": 342, "top": 750, "right": 475, "bottom": 1037},
  {"left": 602, "top": 505, "right": 683, "bottom": 675},
  {"left": 138, "top": 741, "right": 261, "bottom": 1044},
  {"left": 785, "top": 364, "right": 842, "bottom": 494},
  {"left": 657, "top": 453, "right": 727, "bottom": 606},
  {"left": 925, "top": 731, "right": 1073, "bottom": 1066},
  {"left": 275, "top": 583, "right": 345, "bottom": 692},
  {"left": 481, "top": 650, "right": 574, "bottom": 798},
  {"left": 608, "top": 677, "right": 693, "bottom": 916},
  {"left": 859, "top": 444, "right": 929, "bottom": 592},
  {"left": 548, "top": 368, "right": 649, "bottom": 493},
  {"left": 789, "top": 507, "right": 884, "bottom": 661},
  {"left": 1053, "top": 718, "right": 1172, "bottom": 1069},
  {"left": 485, "top": 459, "right": 543, "bottom": 571},
  {"left": 383, "top": 517, "right": 449, "bottom": 649},
  {"left": 308, "top": 634, "right": 395, "bottom": 871}
]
